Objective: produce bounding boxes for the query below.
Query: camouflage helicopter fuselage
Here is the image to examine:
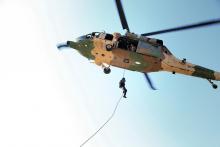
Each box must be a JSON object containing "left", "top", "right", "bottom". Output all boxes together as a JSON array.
[{"left": 66, "top": 32, "right": 220, "bottom": 81}]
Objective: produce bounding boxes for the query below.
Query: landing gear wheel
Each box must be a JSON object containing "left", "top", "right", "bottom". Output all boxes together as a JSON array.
[
  {"left": 106, "top": 44, "right": 113, "bottom": 51},
  {"left": 207, "top": 79, "right": 218, "bottom": 89},
  {"left": 104, "top": 67, "right": 111, "bottom": 74},
  {"left": 212, "top": 84, "right": 218, "bottom": 89}
]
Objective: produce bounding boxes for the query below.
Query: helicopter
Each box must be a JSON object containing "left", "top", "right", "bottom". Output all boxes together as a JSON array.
[{"left": 58, "top": 0, "right": 220, "bottom": 89}]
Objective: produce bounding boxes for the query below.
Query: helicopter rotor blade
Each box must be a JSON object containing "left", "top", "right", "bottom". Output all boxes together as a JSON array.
[
  {"left": 57, "top": 41, "right": 70, "bottom": 50},
  {"left": 144, "top": 73, "right": 157, "bottom": 90},
  {"left": 141, "top": 18, "right": 220, "bottom": 36},
  {"left": 115, "top": 0, "right": 130, "bottom": 32}
]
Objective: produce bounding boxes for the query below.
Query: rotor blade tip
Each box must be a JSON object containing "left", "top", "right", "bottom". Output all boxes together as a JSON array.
[
  {"left": 144, "top": 73, "right": 157, "bottom": 90},
  {"left": 57, "top": 42, "right": 69, "bottom": 50}
]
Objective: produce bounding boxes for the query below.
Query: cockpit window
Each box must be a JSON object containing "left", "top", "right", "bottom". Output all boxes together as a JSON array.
[
  {"left": 76, "top": 32, "right": 101, "bottom": 42},
  {"left": 105, "top": 34, "right": 113, "bottom": 41},
  {"left": 76, "top": 35, "right": 87, "bottom": 42},
  {"left": 92, "top": 32, "right": 101, "bottom": 38},
  {"left": 85, "top": 34, "right": 92, "bottom": 39},
  {"left": 118, "top": 36, "right": 138, "bottom": 52}
]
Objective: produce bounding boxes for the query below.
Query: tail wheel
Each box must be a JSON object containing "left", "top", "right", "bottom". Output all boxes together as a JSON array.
[
  {"left": 104, "top": 67, "right": 111, "bottom": 74},
  {"left": 106, "top": 44, "right": 113, "bottom": 51},
  {"left": 212, "top": 84, "right": 218, "bottom": 89},
  {"left": 207, "top": 79, "right": 218, "bottom": 89}
]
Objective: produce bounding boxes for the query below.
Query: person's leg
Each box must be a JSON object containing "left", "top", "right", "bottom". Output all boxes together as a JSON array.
[{"left": 123, "top": 87, "right": 127, "bottom": 98}]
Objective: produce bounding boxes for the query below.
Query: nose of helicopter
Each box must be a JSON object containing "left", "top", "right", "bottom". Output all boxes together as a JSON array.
[
  {"left": 57, "top": 39, "right": 95, "bottom": 60},
  {"left": 67, "top": 40, "right": 87, "bottom": 51},
  {"left": 57, "top": 40, "right": 84, "bottom": 51}
]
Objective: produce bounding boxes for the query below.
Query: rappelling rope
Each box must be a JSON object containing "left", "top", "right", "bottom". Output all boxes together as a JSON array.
[
  {"left": 80, "top": 70, "right": 126, "bottom": 147},
  {"left": 122, "top": 69, "right": 126, "bottom": 78},
  {"left": 80, "top": 95, "right": 123, "bottom": 147}
]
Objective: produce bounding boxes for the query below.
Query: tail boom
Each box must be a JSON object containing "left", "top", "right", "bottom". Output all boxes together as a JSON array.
[
  {"left": 214, "top": 72, "right": 220, "bottom": 81},
  {"left": 161, "top": 55, "right": 220, "bottom": 81}
]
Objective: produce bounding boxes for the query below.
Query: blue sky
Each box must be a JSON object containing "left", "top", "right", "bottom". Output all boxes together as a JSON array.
[{"left": 0, "top": 0, "right": 220, "bottom": 147}]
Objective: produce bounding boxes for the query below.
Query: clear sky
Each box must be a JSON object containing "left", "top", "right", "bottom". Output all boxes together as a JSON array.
[{"left": 0, "top": 0, "right": 220, "bottom": 147}]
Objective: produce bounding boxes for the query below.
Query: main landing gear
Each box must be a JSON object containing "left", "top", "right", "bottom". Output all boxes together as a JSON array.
[
  {"left": 207, "top": 79, "right": 218, "bottom": 89},
  {"left": 104, "top": 67, "right": 111, "bottom": 74},
  {"left": 102, "top": 64, "right": 111, "bottom": 74}
]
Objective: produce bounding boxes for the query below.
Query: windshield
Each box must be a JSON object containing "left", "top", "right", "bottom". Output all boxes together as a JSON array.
[{"left": 76, "top": 32, "right": 101, "bottom": 42}]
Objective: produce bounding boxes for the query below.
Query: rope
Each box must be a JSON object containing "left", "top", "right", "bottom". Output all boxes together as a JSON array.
[
  {"left": 122, "top": 69, "right": 126, "bottom": 78},
  {"left": 80, "top": 95, "right": 123, "bottom": 147},
  {"left": 80, "top": 70, "right": 126, "bottom": 147}
]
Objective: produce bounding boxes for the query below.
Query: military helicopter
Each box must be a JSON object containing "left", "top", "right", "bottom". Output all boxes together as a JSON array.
[{"left": 58, "top": 0, "right": 220, "bottom": 89}]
